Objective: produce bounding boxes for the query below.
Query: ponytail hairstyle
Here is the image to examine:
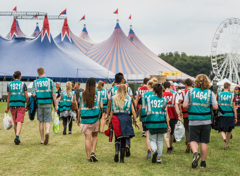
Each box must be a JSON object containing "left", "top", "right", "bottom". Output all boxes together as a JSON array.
[
  {"left": 113, "top": 84, "right": 127, "bottom": 109},
  {"left": 147, "top": 77, "right": 158, "bottom": 88},
  {"left": 82, "top": 78, "right": 96, "bottom": 108},
  {"left": 66, "top": 81, "right": 72, "bottom": 95},
  {"left": 153, "top": 84, "right": 163, "bottom": 98},
  {"left": 97, "top": 81, "right": 104, "bottom": 91}
]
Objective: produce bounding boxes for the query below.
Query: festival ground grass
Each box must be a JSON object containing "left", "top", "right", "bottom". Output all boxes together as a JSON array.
[{"left": 0, "top": 102, "right": 239, "bottom": 176}]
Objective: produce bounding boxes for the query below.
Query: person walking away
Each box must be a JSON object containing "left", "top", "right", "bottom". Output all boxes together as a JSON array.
[
  {"left": 163, "top": 81, "right": 181, "bottom": 154},
  {"left": 146, "top": 83, "right": 171, "bottom": 164},
  {"left": 58, "top": 82, "right": 77, "bottom": 135},
  {"left": 218, "top": 82, "right": 237, "bottom": 150},
  {"left": 32, "top": 67, "right": 57, "bottom": 145},
  {"left": 5, "top": 71, "right": 29, "bottom": 145},
  {"left": 109, "top": 84, "right": 139, "bottom": 163},
  {"left": 179, "top": 78, "right": 193, "bottom": 153},
  {"left": 139, "top": 78, "right": 157, "bottom": 159},
  {"left": 136, "top": 78, "right": 149, "bottom": 137},
  {"left": 78, "top": 78, "right": 102, "bottom": 162},
  {"left": 183, "top": 74, "right": 218, "bottom": 168},
  {"left": 71, "top": 80, "right": 76, "bottom": 91},
  {"left": 97, "top": 81, "right": 108, "bottom": 133}
]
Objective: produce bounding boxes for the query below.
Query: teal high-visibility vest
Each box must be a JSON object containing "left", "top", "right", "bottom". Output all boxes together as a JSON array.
[
  {"left": 97, "top": 88, "right": 108, "bottom": 109},
  {"left": 80, "top": 91, "right": 101, "bottom": 124},
  {"left": 9, "top": 80, "right": 26, "bottom": 107},
  {"left": 146, "top": 96, "right": 168, "bottom": 129},
  {"left": 188, "top": 88, "right": 212, "bottom": 120},
  {"left": 110, "top": 86, "right": 118, "bottom": 97},
  {"left": 218, "top": 92, "right": 234, "bottom": 117},
  {"left": 58, "top": 91, "right": 75, "bottom": 112},
  {"left": 170, "top": 90, "right": 176, "bottom": 94},
  {"left": 141, "top": 91, "right": 154, "bottom": 122},
  {"left": 34, "top": 77, "right": 53, "bottom": 104},
  {"left": 111, "top": 95, "right": 132, "bottom": 114}
]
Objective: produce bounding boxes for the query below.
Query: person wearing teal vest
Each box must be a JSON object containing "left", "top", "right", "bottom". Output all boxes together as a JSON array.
[
  {"left": 218, "top": 82, "right": 238, "bottom": 150},
  {"left": 78, "top": 78, "right": 103, "bottom": 162},
  {"left": 97, "top": 81, "right": 108, "bottom": 133},
  {"left": 139, "top": 77, "right": 157, "bottom": 159},
  {"left": 58, "top": 82, "right": 77, "bottom": 135},
  {"left": 5, "top": 71, "right": 28, "bottom": 145},
  {"left": 32, "top": 67, "right": 57, "bottom": 145},
  {"left": 183, "top": 74, "right": 218, "bottom": 169},
  {"left": 146, "top": 83, "right": 170, "bottom": 164},
  {"left": 109, "top": 84, "right": 139, "bottom": 163}
]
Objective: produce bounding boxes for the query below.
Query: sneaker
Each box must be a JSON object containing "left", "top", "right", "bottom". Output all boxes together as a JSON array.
[
  {"left": 142, "top": 132, "right": 146, "bottom": 137},
  {"left": 87, "top": 159, "right": 92, "bottom": 162},
  {"left": 91, "top": 153, "right": 98, "bottom": 162},
  {"left": 170, "top": 146, "right": 174, "bottom": 152},
  {"left": 44, "top": 133, "right": 49, "bottom": 145},
  {"left": 41, "top": 141, "right": 44, "bottom": 144},
  {"left": 147, "top": 150, "right": 151, "bottom": 159},
  {"left": 166, "top": 148, "right": 171, "bottom": 154},
  {"left": 68, "top": 132, "right": 72, "bottom": 134},
  {"left": 157, "top": 158, "right": 162, "bottom": 164},
  {"left": 186, "top": 143, "right": 191, "bottom": 153},
  {"left": 126, "top": 147, "right": 131, "bottom": 157},
  {"left": 192, "top": 152, "right": 201, "bottom": 168},
  {"left": 200, "top": 161, "right": 206, "bottom": 168},
  {"left": 14, "top": 138, "right": 20, "bottom": 145},
  {"left": 63, "top": 131, "right": 66, "bottom": 135},
  {"left": 152, "top": 150, "right": 158, "bottom": 163}
]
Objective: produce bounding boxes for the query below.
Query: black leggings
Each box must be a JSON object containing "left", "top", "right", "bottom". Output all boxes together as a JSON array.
[{"left": 63, "top": 116, "right": 73, "bottom": 132}]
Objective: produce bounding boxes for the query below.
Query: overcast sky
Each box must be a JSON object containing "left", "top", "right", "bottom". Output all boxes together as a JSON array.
[{"left": 0, "top": 0, "right": 240, "bottom": 56}]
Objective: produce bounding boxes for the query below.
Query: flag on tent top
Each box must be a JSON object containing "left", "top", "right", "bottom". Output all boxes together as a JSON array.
[
  {"left": 113, "top": 9, "right": 118, "bottom": 14},
  {"left": 60, "top": 9, "right": 67, "bottom": 15},
  {"left": 129, "top": 15, "right": 131, "bottom": 20},
  {"left": 80, "top": 15, "right": 85, "bottom": 21},
  {"left": 13, "top": 6, "right": 17, "bottom": 12},
  {"left": 34, "top": 13, "right": 38, "bottom": 18}
]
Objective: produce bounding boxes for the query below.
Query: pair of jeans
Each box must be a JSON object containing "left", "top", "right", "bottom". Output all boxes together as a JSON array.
[
  {"left": 63, "top": 116, "right": 73, "bottom": 132},
  {"left": 149, "top": 133, "right": 164, "bottom": 157}
]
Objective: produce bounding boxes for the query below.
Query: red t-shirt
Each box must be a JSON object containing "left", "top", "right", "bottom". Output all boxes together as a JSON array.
[
  {"left": 181, "top": 89, "right": 189, "bottom": 118},
  {"left": 137, "top": 86, "right": 148, "bottom": 108},
  {"left": 163, "top": 92, "right": 177, "bottom": 119}
]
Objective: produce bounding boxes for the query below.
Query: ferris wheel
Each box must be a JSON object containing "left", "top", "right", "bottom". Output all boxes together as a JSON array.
[{"left": 211, "top": 18, "right": 240, "bottom": 84}]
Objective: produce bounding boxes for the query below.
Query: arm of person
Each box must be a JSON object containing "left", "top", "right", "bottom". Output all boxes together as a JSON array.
[
  {"left": 24, "top": 90, "right": 29, "bottom": 112},
  {"left": 32, "top": 81, "right": 36, "bottom": 98},
  {"left": 77, "top": 106, "right": 81, "bottom": 126},
  {"left": 139, "top": 105, "right": 142, "bottom": 122},
  {"left": 106, "top": 99, "right": 112, "bottom": 116},
  {"left": 5, "top": 92, "right": 10, "bottom": 113},
  {"left": 175, "top": 94, "right": 181, "bottom": 120},
  {"left": 233, "top": 102, "right": 238, "bottom": 124},
  {"left": 183, "top": 101, "right": 189, "bottom": 110},
  {"left": 52, "top": 93, "right": 57, "bottom": 112},
  {"left": 166, "top": 109, "right": 171, "bottom": 134},
  {"left": 211, "top": 92, "right": 218, "bottom": 110},
  {"left": 131, "top": 103, "right": 140, "bottom": 129},
  {"left": 74, "top": 94, "right": 78, "bottom": 110},
  {"left": 100, "top": 98, "right": 103, "bottom": 109}
]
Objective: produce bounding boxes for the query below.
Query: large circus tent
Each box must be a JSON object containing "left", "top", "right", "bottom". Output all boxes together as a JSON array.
[{"left": 0, "top": 14, "right": 193, "bottom": 82}]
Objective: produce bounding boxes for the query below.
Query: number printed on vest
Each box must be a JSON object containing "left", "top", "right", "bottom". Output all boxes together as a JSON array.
[
  {"left": 150, "top": 100, "right": 163, "bottom": 108},
  {"left": 10, "top": 83, "right": 21, "bottom": 90},
  {"left": 37, "top": 81, "right": 48, "bottom": 88},
  {"left": 193, "top": 91, "right": 207, "bottom": 100},
  {"left": 220, "top": 95, "right": 232, "bottom": 101}
]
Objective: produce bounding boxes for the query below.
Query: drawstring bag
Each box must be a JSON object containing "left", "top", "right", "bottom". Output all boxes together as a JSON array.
[
  {"left": 174, "top": 121, "right": 185, "bottom": 142},
  {"left": 53, "top": 112, "right": 60, "bottom": 134},
  {"left": 3, "top": 113, "right": 13, "bottom": 130}
]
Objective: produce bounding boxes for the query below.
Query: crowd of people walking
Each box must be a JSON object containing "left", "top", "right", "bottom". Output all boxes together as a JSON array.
[{"left": 4, "top": 67, "right": 238, "bottom": 168}]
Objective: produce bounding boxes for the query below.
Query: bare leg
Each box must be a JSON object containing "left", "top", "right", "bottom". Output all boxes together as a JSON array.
[
  {"left": 45, "top": 122, "right": 50, "bottom": 134},
  {"left": 191, "top": 141, "right": 199, "bottom": 153},
  {"left": 220, "top": 131, "right": 226, "bottom": 141},
  {"left": 39, "top": 121, "right": 44, "bottom": 142},
  {"left": 170, "top": 135, "right": 174, "bottom": 147},
  {"left": 164, "top": 133, "right": 170, "bottom": 148},
  {"left": 100, "top": 113, "right": 106, "bottom": 133},
  {"left": 226, "top": 132, "right": 231, "bottom": 147},
  {"left": 85, "top": 134, "right": 91, "bottom": 159},
  {"left": 14, "top": 122, "right": 17, "bottom": 135},
  {"left": 146, "top": 131, "right": 151, "bottom": 150},
  {"left": 16, "top": 122, "right": 22, "bottom": 136},
  {"left": 92, "top": 132, "right": 98, "bottom": 153},
  {"left": 200, "top": 143, "right": 207, "bottom": 161}
]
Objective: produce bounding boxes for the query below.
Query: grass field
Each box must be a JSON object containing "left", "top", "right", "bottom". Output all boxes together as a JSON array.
[{"left": 0, "top": 102, "right": 239, "bottom": 176}]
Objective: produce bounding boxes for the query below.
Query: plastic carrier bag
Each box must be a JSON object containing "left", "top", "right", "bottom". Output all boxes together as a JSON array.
[
  {"left": 53, "top": 112, "right": 60, "bottom": 134},
  {"left": 3, "top": 113, "right": 13, "bottom": 130},
  {"left": 174, "top": 121, "right": 185, "bottom": 142}
]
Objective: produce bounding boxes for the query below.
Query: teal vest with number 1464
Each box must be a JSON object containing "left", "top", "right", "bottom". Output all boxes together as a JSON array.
[
  {"left": 188, "top": 88, "right": 212, "bottom": 121},
  {"left": 9, "top": 80, "right": 26, "bottom": 107}
]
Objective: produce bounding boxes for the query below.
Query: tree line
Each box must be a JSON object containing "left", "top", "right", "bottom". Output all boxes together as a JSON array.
[{"left": 158, "top": 52, "right": 212, "bottom": 78}]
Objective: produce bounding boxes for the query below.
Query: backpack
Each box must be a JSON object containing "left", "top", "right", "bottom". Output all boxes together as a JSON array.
[{"left": 211, "top": 107, "right": 224, "bottom": 130}]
